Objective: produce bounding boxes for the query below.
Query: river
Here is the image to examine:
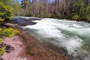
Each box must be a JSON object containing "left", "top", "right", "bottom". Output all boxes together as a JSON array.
[{"left": 14, "top": 17, "right": 90, "bottom": 60}]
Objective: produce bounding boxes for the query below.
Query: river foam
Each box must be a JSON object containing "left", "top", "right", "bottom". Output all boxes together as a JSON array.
[{"left": 23, "top": 18, "right": 90, "bottom": 60}]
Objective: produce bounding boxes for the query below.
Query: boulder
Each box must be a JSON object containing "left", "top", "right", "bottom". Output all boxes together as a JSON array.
[{"left": 13, "top": 16, "right": 42, "bottom": 26}]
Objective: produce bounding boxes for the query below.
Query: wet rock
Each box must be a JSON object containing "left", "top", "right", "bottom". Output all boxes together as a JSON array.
[
  {"left": 5, "top": 45, "right": 14, "bottom": 53},
  {"left": 13, "top": 16, "right": 42, "bottom": 26}
]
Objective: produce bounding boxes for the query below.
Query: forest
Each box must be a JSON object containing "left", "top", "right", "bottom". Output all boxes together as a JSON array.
[{"left": 20, "top": 0, "right": 90, "bottom": 21}]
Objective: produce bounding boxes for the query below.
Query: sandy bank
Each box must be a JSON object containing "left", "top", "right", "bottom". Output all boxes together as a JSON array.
[{"left": 2, "top": 36, "right": 33, "bottom": 60}]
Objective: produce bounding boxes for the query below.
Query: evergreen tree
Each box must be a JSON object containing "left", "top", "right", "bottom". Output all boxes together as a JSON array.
[
  {"left": 0, "top": 0, "right": 20, "bottom": 23},
  {"left": 20, "top": 0, "right": 90, "bottom": 21}
]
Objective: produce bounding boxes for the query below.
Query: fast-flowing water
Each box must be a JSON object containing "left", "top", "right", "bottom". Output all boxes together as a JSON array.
[{"left": 21, "top": 18, "right": 90, "bottom": 60}]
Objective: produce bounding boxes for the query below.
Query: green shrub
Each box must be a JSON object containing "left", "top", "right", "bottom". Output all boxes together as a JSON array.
[
  {"left": 0, "top": 18, "right": 4, "bottom": 22},
  {"left": 2, "top": 28, "right": 19, "bottom": 37},
  {"left": 0, "top": 28, "right": 19, "bottom": 37},
  {"left": 72, "top": 14, "right": 80, "bottom": 20},
  {"left": 87, "top": 16, "right": 90, "bottom": 21},
  {"left": 0, "top": 47, "right": 6, "bottom": 56}
]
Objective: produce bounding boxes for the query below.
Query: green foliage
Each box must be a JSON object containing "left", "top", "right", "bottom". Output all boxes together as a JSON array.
[
  {"left": 72, "top": 14, "right": 80, "bottom": 20},
  {"left": 0, "top": 57, "right": 2, "bottom": 59},
  {"left": 0, "top": 18, "right": 4, "bottom": 22},
  {"left": 0, "top": 28, "right": 19, "bottom": 37},
  {"left": 74, "top": 0, "right": 84, "bottom": 7},
  {"left": 85, "top": 3, "right": 90, "bottom": 21},
  {"left": 0, "top": 1, "right": 13, "bottom": 22},
  {"left": 0, "top": 38, "right": 3, "bottom": 44},
  {"left": 0, "top": 0, "right": 20, "bottom": 23},
  {"left": 3, "top": 28, "right": 19, "bottom": 37},
  {"left": 86, "top": 15, "right": 90, "bottom": 21},
  {"left": 0, "top": 12, "right": 5, "bottom": 16},
  {"left": 0, "top": 47, "right": 6, "bottom": 56}
]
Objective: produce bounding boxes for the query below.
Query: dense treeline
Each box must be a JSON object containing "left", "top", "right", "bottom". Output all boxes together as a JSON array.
[
  {"left": 0, "top": 0, "right": 20, "bottom": 23},
  {"left": 0, "top": 0, "right": 89, "bottom": 21},
  {"left": 20, "top": 0, "right": 90, "bottom": 21}
]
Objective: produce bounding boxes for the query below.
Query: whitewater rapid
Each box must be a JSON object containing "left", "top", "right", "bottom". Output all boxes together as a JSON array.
[{"left": 22, "top": 18, "right": 90, "bottom": 60}]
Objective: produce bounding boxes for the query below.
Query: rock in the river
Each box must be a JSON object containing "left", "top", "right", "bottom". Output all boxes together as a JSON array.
[{"left": 13, "top": 16, "right": 42, "bottom": 26}]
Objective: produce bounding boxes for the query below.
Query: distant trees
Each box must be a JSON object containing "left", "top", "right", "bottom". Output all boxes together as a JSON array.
[{"left": 20, "top": 0, "right": 90, "bottom": 21}]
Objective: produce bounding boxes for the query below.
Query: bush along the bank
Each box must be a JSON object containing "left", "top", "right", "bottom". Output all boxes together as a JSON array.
[{"left": 0, "top": 28, "right": 19, "bottom": 59}]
